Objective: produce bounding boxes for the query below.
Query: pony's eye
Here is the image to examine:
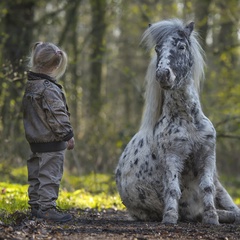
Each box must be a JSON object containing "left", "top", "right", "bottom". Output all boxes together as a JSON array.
[{"left": 178, "top": 43, "right": 186, "bottom": 50}]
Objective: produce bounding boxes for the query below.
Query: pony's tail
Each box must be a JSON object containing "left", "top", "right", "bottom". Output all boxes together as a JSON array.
[{"left": 140, "top": 55, "right": 163, "bottom": 131}]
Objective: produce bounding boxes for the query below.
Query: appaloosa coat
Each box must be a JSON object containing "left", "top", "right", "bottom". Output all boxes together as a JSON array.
[{"left": 115, "top": 19, "right": 240, "bottom": 225}]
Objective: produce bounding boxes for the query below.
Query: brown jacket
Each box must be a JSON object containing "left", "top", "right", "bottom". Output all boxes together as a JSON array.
[{"left": 22, "top": 71, "right": 74, "bottom": 153}]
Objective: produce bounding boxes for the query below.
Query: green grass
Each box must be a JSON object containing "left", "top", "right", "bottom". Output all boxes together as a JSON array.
[
  {"left": 0, "top": 165, "right": 125, "bottom": 223},
  {"left": 0, "top": 181, "right": 124, "bottom": 214},
  {"left": 1, "top": 165, "right": 240, "bottom": 224},
  {"left": 0, "top": 182, "right": 29, "bottom": 213}
]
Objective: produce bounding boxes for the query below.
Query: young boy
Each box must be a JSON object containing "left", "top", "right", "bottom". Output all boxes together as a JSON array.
[{"left": 22, "top": 42, "right": 74, "bottom": 222}]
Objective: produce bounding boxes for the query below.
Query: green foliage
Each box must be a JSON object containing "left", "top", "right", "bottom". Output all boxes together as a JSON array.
[
  {"left": 0, "top": 0, "right": 239, "bottom": 177},
  {"left": 61, "top": 171, "right": 117, "bottom": 194},
  {"left": 0, "top": 170, "right": 125, "bottom": 224},
  {"left": 0, "top": 165, "right": 124, "bottom": 214},
  {"left": 0, "top": 181, "right": 124, "bottom": 214},
  {"left": 57, "top": 189, "right": 123, "bottom": 210},
  {"left": 0, "top": 164, "right": 28, "bottom": 185},
  {"left": 0, "top": 164, "right": 118, "bottom": 194},
  {"left": 0, "top": 182, "right": 28, "bottom": 213},
  {"left": 0, "top": 163, "right": 125, "bottom": 224},
  {"left": 220, "top": 175, "right": 240, "bottom": 205}
]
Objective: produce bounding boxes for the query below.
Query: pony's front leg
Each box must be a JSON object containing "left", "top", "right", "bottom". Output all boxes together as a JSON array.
[
  {"left": 198, "top": 153, "right": 219, "bottom": 225},
  {"left": 162, "top": 156, "right": 181, "bottom": 224}
]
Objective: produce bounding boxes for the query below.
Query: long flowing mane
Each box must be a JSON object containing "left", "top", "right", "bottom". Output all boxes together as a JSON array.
[
  {"left": 140, "top": 19, "right": 205, "bottom": 131},
  {"left": 116, "top": 18, "right": 240, "bottom": 225}
]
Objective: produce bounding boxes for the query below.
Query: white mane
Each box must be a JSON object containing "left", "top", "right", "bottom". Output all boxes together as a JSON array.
[{"left": 140, "top": 19, "right": 205, "bottom": 131}]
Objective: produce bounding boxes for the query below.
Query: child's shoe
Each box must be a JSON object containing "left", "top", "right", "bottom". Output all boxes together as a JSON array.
[
  {"left": 30, "top": 204, "right": 39, "bottom": 218},
  {"left": 37, "top": 206, "right": 72, "bottom": 223}
]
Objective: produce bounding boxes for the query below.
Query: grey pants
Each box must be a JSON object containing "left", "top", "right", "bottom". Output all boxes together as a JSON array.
[{"left": 27, "top": 150, "right": 65, "bottom": 210}]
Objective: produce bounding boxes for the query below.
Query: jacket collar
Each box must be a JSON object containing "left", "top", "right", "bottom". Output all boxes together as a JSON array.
[{"left": 27, "top": 71, "right": 62, "bottom": 89}]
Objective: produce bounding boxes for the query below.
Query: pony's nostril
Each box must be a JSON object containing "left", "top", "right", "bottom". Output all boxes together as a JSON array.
[
  {"left": 156, "top": 68, "right": 170, "bottom": 79},
  {"left": 165, "top": 69, "right": 170, "bottom": 76}
]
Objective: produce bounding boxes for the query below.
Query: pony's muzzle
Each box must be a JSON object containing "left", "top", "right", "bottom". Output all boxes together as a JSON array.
[
  {"left": 156, "top": 67, "right": 176, "bottom": 89},
  {"left": 156, "top": 68, "right": 169, "bottom": 79}
]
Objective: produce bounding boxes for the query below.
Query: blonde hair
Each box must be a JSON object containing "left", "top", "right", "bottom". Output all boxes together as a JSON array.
[{"left": 28, "top": 42, "right": 68, "bottom": 79}]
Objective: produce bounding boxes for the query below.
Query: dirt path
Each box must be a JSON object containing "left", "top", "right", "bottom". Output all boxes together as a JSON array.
[{"left": 1, "top": 209, "right": 240, "bottom": 239}]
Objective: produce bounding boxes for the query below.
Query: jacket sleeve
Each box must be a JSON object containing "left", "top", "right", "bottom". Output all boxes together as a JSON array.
[{"left": 42, "top": 84, "right": 74, "bottom": 141}]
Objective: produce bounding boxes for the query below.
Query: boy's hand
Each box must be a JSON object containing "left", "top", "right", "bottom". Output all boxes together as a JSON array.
[{"left": 67, "top": 137, "right": 75, "bottom": 150}]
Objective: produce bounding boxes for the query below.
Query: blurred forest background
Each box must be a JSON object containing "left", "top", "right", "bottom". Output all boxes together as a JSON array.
[{"left": 0, "top": 0, "right": 240, "bottom": 181}]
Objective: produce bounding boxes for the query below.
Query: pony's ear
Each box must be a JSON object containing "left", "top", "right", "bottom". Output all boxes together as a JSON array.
[
  {"left": 148, "top": 23, "right": 152, "bottom": 28},
  {"left": 184, "top": 22, "right": 194, "bottom": 37}
]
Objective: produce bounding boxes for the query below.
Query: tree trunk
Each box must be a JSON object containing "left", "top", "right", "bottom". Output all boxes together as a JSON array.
[
  {"left": 217, "top": 0, "right": 239, "bottom": 67},
  {"left": 194, "top": 0, "right": 212, "bottom": 49},
  {"left": 1, "top": 0, "right": 35, "bottom": 158},
  {"left": 89, "top": 0, "right": 107, "bottom": 117}
]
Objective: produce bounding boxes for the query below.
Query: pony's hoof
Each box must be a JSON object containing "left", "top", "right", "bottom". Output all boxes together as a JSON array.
[
  {"left": 203, "top": 218, "right": 219, "bottom": 225},
  {"left": 234, "top": 211, "right": 240, "bottom": 224},
  {"left": 162, "top": 220, "right": 177, "bottom": 225},
  {"left": 203, "top": 211, "right": 219, "bottom": 225},
  {"left": 162, "top": 214, "right": 178, "bottom": 225}
]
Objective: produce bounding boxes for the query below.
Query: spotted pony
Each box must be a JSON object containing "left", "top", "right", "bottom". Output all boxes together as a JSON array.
[{"left": 115, "top": 19, "right": 240, "bottom": 224}]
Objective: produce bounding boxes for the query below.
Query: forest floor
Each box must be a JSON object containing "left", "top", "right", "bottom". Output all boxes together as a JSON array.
[{"left": 1, "top": 208, "right": 240, "bottom": 240}]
